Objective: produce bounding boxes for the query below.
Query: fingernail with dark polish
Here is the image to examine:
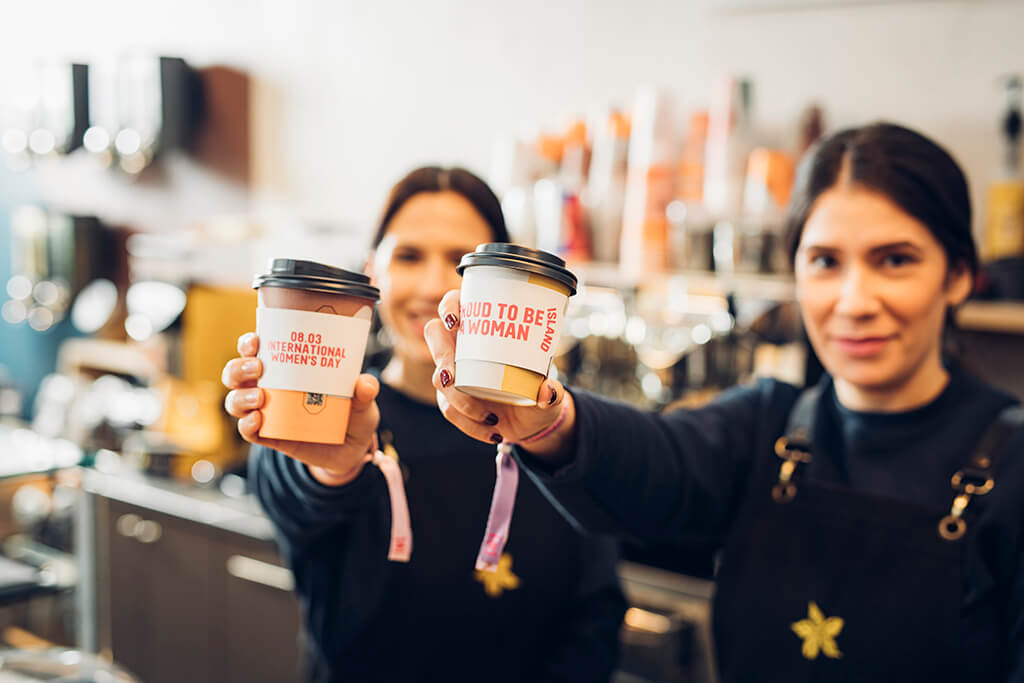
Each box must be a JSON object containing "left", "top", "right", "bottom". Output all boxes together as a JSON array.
[
  {"left": 444, "top": 313, "right": 458, "bottom": 330},
  {"left": 440, "top": 369, "right": 452, "bottom": 388},
  {"left": 484, "top": 413, "right": 499, "bottom": 426},
  {"left": 548, "top": 385, "right": 558, "bottom": 406},
  {"left": 490, "top": 433, "right": 503, "bottom": 444}
]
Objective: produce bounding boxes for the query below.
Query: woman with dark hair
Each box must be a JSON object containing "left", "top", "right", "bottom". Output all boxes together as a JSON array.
[
  {"left": 426, "top": 125, "right": 1024, "bottom": 681},
  {"left": 223, "top": 166, "right": 625, "bottom": 682}
]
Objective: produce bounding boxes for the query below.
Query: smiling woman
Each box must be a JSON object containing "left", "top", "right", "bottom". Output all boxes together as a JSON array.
[
  {"left": 368, "top": 168, "right": 507, "bottom": 387},
  {"left": 424, "top": 124, "right": 1024, "bottom": 682},
  {"left": 237, "top": 166, "right": 626, "bottom": 683},
  {"left": 785, "top": 124, "right": 976, "bottom": 412}
]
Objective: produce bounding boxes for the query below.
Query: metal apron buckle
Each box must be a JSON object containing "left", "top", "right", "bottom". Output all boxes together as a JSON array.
[
  {"left": 938, "top": 471, "right": 995, "bottom": 542},
  {"left": 772, "top": 433, "right": 812, "bottom": 504}
]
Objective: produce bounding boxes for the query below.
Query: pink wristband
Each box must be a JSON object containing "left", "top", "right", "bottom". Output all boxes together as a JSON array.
[
  {"left": 373, "top": 450, "right": 412, "bottom": 562},
  {"left": 516, "top": 400, "right": 569, "bottom": 445},
  {"left": 475, "top": 401, "right": 569, "bottom": 572}
]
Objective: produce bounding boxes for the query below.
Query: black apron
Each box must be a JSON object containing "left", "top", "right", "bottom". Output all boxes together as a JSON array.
[{"left": 712, "top": 387, "right": 1021, "bottom": 683}]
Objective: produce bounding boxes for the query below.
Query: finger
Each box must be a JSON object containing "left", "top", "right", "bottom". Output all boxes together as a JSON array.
[
  {"left": 236, "top": 409, "right": 365, "bottom": 470},
  {"left": 221, "top": 356, "right": 262, "bottom": 390},
  {"left": 426, "top": 347, "right": 505, "bottom": 427},
  {"left": 437, "top": 289, "right": 461, "bottom": 335},
  {"left": 432, "top": 374, "right": 502, "bottom": 426},
  {"left": 536, "top": 378, "right": 566, "bottom": 411},
  {"left": 424, "top": 318, "right": 455, "bottom": 370},
  {"left": 437, "top": 391, "right": 505, "bottom": 445},
  {"left": 237, "top": 409, "right": 264, "bottom": 444},
  {"left": 237, "top": 410, "right": 344, "bottom": 465},
  {"left": 224, "top": 387, "right": 263, "bottom": 418},
  {"left": 237, "top": 333, "right": 260, "bottom": 358}
]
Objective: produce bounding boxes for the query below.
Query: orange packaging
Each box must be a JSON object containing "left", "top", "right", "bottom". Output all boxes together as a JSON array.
[{"left": 253, "top": 259, "right": 379, "bottom": 445}]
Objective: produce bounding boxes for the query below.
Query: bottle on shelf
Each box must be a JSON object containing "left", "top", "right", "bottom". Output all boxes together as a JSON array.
[
  {"left": 668, "top": 110, "right": 714, "bottom": 272},
  {"left": 983, "top": 75, "right": 1024, "bottom": 262},
  {"left": 794, "top": 104, "right": 825, "bottom": 161},
  {"left": 703, "top": 76, "right": 756, "bottom": 275},
  {"left": 737, "top": 147, "right": 795, "bottom": 274},
  {"left": 531, "top": 131, "right": 566, "bottom": 256},
  {"left": 491, "top": 134, "right": 541, "bottom": 248},
  {"left": 620, "top": 88, "right": 679, "bottom": 277},
  {"left": 558, "top": 119, "right": 593, "bottom": 263},
  {"left": 585, "top": 110, "right": 630, "bottom": 264},
  {"left": 703, "top": 76, "right": 755, "bottom": 222}
]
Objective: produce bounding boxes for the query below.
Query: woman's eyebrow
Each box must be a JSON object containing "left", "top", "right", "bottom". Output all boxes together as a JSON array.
[
  {"left": 799, "top": 244, "right": 838, "bottom": 253},
  {"left": 866, "top": 241, "right": 925, "bottom": 256},
  {"left": 798, "top": 241, "right": 924, "bottom": 255}
]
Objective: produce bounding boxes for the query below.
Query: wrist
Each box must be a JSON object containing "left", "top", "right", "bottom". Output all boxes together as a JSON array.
[
  {"left": 308, "top": 461, "right": 365, "bottom": 487},
  {"left": 517, "top": 393, "right": 577, "bottom": 464}
]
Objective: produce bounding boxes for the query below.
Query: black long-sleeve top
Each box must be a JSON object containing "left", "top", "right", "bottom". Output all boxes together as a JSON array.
[
  {"left": 250, "top": 382, "right": 626, "bottom": 683},
  {"left": 516, "top": 370, "right": 1024, "bottom": 679}
]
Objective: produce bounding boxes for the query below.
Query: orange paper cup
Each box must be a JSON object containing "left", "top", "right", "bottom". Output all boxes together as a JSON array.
[{"left": 253, "top": 259, "right": 379, "bottom": 445}]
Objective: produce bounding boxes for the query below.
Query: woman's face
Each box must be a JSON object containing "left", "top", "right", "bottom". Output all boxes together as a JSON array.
[
  {"left": 371, "top": 191, "right": 494, "bottom": 363},
  {"left": 795, "top": 185, "right": 971, "bottom": 397}
]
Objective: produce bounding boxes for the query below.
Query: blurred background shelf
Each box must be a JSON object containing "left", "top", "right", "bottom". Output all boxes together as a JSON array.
[
  {"left": 576, "top": 264, "right": 1024, "bottom": 338},
  {"left": 576, "top": 262, "right": 797, "bottom": 300},
  {"left": 957, "top": 301, "right": 1024, "bottom": 335}
]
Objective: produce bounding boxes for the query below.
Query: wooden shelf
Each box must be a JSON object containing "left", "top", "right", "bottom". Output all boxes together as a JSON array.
[
  {"left": 573, "top": 263, "right": 1024, "bottom": 335},
  {"left": 957, "top": 301, "right": 1024, "bottom": 335},
  {"left": 574, "top": 262, "right": 795, "bottom": 300}
]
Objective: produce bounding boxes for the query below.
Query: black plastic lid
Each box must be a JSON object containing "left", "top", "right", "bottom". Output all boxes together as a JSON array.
[
  {"left": 456, "top": 243, "right": 577, "bottom": 295},
  {"left": 253, "top": 259, "right": 380, "bottom": 300}
]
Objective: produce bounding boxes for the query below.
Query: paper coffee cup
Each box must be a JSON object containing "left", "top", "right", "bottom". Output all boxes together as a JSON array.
[
  {"left": 253, "top": 259, "right": 379, "bottom": 444},
  {"left": 454, "top": 244, "right": 577, "bottom": 406}
]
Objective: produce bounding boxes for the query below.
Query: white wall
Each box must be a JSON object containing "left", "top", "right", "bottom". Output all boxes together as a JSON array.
[{"left": 1, "top": 0, "right": 1022, "bottom": 236}]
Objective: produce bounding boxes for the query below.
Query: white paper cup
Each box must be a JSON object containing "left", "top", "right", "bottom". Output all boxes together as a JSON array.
[{"left": 454, "top": 244, "right": 577, "bottom": 406}]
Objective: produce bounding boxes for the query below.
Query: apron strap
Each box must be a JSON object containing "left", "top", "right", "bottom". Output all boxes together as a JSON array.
[
  {"left": 784, "top": 383, "right": 824, "bottom": 445},
  {"left": 771, "top": 384, "right": 824, "bottom": 503},
  {"left": 771, "top": 385, "right": 1023, "bottom": 533},
  {"left": 939, "top": 404, "right": 1023, "bottom": 542},
  {"left": 959, "top": 405, "right": 1023, "bottom": 481}
]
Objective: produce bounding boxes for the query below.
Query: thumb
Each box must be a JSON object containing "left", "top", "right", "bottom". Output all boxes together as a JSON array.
[
  {"left": 351, "top": 373, "right": 381, "bottom": 409},
  {"left": 345, "top": 373, "right": 381, "bottom": 451}
]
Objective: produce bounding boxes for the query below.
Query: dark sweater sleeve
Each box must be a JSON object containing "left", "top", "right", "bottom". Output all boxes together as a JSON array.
[
  {"left": 248, "top": 445, "right": 386, "bottom": 548},
  {"left": 539, "top": 535, "right": 626, "bottom": 682},
  {"left": 1011, "top": 548, "right": 1024, "bottom": 683},
  {"left": 249, "top": 446, "right": 392, "bottom": 678},
  {"left": 1007, "top": 460, "right": 1024, "bottom": 683},
  {"left": 515, "top": 380, "right": 784, "bottom": 545}
]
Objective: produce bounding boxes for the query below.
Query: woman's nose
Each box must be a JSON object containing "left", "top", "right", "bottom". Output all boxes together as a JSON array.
[
  {"left": 422, "top": 258, "right": 456, "bottom": 297},
  {"left": 834, "top": 265, "right": 882, "bottom": 318}
]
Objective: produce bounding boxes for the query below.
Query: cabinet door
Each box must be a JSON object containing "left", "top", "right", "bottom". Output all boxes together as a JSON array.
[
  {"left": 106, "top": 500, "right": 214, "bottom": 683},
  {"left": 212, "top": 535, "right": 303, "bottom": 683}
]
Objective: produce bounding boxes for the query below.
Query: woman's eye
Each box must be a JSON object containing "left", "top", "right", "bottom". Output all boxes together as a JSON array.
[
  {"left": 811, "top": 254, "right": 838, "bottom": 269},
  {"left": 881, "top": 252, "right": 915, "bottom": 268},
  {"left": 392, "top": 250, "right": 421, "bottom": 263}
]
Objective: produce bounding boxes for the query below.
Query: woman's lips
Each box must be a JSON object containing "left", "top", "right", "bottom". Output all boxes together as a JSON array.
[{"left": 833, "top": 336, "right": 893, "bottom": 358}]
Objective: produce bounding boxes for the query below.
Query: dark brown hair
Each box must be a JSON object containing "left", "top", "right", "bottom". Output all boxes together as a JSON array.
[
  {"left": 784, "top": 122, "right": 977, "bottom": 277},
  {"left": 372, "top": 166, "right": 510, "bottom": 247}
]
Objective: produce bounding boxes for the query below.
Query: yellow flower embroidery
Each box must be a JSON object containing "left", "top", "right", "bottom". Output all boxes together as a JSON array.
[
  {"left": 474, "top": 553, "right": 520, "bottom": 598},
  {"left": 791, "top": 601, "right": 844, "bottom": 660}
]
